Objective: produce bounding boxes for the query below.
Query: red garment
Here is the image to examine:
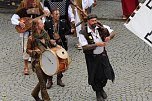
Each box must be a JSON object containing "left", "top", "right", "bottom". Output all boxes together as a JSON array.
[{"left": 121, "top": 0, "right": 139, "bottom": 17}]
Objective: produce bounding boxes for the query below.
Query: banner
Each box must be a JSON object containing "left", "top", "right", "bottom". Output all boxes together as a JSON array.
[{"left": 124, "top": 0, "right": 152, "bottom": 47}]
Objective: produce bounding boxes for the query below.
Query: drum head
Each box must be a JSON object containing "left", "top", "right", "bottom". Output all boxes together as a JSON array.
[
  {"left": 56, "top": 48, "right": 68, "bottom": 59},
  {"left": 40, "top": 50, "right": 59, "bottom": 76}
]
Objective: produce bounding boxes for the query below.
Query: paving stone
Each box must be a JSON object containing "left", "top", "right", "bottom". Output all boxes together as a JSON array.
[{"left": 0, "top": 0, "right": 152, "bottom": 100}]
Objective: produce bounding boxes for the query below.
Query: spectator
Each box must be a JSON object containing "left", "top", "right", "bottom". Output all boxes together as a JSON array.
[{"left": 121, "top": 0, "right": 139, "bottom": 19}]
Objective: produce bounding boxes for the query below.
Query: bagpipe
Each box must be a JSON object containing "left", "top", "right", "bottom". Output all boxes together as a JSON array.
[
  {"left": 70, "top": 0, "right": 110, "bottom": 38},
  {"left": 70, "top": 0, "right": 88, "bottom": 27}
]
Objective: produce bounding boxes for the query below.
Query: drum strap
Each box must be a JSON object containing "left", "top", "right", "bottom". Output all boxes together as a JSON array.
[{"left": 35, "top": 39, "right": 48, "bottom": 49}]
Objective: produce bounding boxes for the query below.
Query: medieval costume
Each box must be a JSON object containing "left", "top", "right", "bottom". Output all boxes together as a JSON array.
[
  {"left": 69, "top": 0, "right": 94, "bottom": 49},
  {"left": 44, "top": 0, "right": 75, "bottom": 37},
  {"left": 79, "top": 14, "right": 115, "bottom": 101},
  {"left": 11, "top": 0, "right": 46, "bottom": 75},
  {"left": 26, "top": 19, "right": 54, "bottom": 101},
  {"left": 69, "top": 0, "right": 88, "bottom": 37},
  {"left": 44, "top": 9, "right": 71, "bottom": 89},
  {"left": 44, "top": 19, "right": 70, "bottom": 50}
]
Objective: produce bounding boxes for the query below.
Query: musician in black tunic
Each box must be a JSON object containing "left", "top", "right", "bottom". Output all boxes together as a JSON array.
[
  {"left": 44, "top": 0, "right": 74, "bottom": 35},
  {"left": 44, "top": 8, "right": 73, "bottom": 89},
  {"left": 79, "top": 14, "right": 115, "bottom": 101}
]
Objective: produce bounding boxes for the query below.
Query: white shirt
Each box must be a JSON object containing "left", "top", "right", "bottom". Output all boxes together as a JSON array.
[
  {"left": 68, "top": 5, "right": 75, "bottom": 22},
  {"left": 89, "top": 0, "right": 95, "bottom": 7},
  {"left": 11, "top": 2, "right": 49, "bottom": 25},
  {"left": 68, "top": 0, "right": 91, "bottom": 37},
  {"left": 79, "top": 24, "right": 113, "bottom": 54},
  {"left": 11, "top": 2, "right": 49, "bottom": 37}
]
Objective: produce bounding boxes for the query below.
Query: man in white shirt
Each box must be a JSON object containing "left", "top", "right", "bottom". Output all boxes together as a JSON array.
[
  {"left": 69, "top": 0, "right": 94, "bottom": 49},
  {"left": 79, "top": 14, "right": 115, "bottom": 101},
  {"left": 86, "top": 0, "right": 97, "bottom": 14}
]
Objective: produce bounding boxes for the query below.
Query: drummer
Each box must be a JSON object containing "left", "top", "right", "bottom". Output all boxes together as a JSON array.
[
  {"left": 44, "top": 8, "right": 75, "bottom": 89},
  {"left": 26, "top": 18, "right": 58, "bottom": 101}
]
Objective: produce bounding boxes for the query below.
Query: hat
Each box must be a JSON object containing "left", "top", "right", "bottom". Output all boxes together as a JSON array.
[{"left": 87, "top": 14, "right": 98, "bottom": 20}]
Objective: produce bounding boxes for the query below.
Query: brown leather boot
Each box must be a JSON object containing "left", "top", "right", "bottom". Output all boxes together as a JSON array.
[
  {"left": 31, "top": 93, "right": 42, "bottom": 101},
  {"left": 32, "top": 96, "right": 42, "bottom": 101},
  {"left": 57, "top": 79, "right": 65, "bottom": 87},
  {"left": 46, "top": 77, "right": 53, "bottom": 89}
]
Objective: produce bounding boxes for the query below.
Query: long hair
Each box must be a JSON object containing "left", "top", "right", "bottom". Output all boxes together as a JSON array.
[
  {"left": 16, "top": 0, "right": 43, "bottom": 13},
  {"left": 31, "top": 19, "right": 39, "bottom": 35}
]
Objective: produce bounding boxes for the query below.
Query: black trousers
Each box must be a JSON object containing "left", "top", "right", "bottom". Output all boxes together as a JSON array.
[
  {"left": 91, "top": 80, "right": 107, "bottom": 92},
  {"left": 85, "top": 52, "right": 114, "bottom": 91},
  {"left": 48, "top": 72, "right": 63, "bottom": 80}
]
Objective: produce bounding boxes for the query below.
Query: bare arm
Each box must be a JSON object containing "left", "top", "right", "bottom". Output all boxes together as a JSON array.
[{"left": 109, "top": 31, "right": 116, "bottom": 40}]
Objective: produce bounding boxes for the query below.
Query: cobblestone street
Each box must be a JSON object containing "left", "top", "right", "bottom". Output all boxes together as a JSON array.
[{"left": 1, "top": 0, "right": 152, "bottom": 101}]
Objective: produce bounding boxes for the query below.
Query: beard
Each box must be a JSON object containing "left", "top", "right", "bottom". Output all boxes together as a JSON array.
[{"left": 91, "top": 24, "right": 97, "bottom": 29}]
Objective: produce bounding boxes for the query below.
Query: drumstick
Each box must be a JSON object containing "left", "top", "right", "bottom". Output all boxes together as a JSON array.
[{"left": 42, "top": 53, "right": 52, "bottom": 63}]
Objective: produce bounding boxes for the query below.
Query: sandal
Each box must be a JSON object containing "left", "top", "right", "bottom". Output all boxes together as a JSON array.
[
  {"left": 122, "top": 15, "right": 127, "bottom": 20},
  {"left": 24, "top": 68, "right": 29, "bottom": 75}
]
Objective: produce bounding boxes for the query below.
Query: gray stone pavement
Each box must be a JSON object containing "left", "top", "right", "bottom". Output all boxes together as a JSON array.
[{"left": 0, "top": 0, "right": 152, "bottom": 101}]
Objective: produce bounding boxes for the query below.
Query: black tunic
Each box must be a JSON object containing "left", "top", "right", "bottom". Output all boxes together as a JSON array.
[
  {"left": 44, "top": 19, "right": 70, "bottom": 50},
  {"left": 80, "top": 25, "right": 115, "bottom": 85}
]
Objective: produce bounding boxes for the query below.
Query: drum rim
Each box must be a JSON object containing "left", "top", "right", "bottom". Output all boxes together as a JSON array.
[
  {"left": 40, "top": 49, "right": 59, "bottom": 76},
  {"left": 56, "top": 48, "right": 68, "bottom": 59}
]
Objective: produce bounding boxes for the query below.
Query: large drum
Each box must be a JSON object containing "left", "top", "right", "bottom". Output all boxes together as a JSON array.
[{"left": 40, "top": 47, "right": 70, "bottom": 76}]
